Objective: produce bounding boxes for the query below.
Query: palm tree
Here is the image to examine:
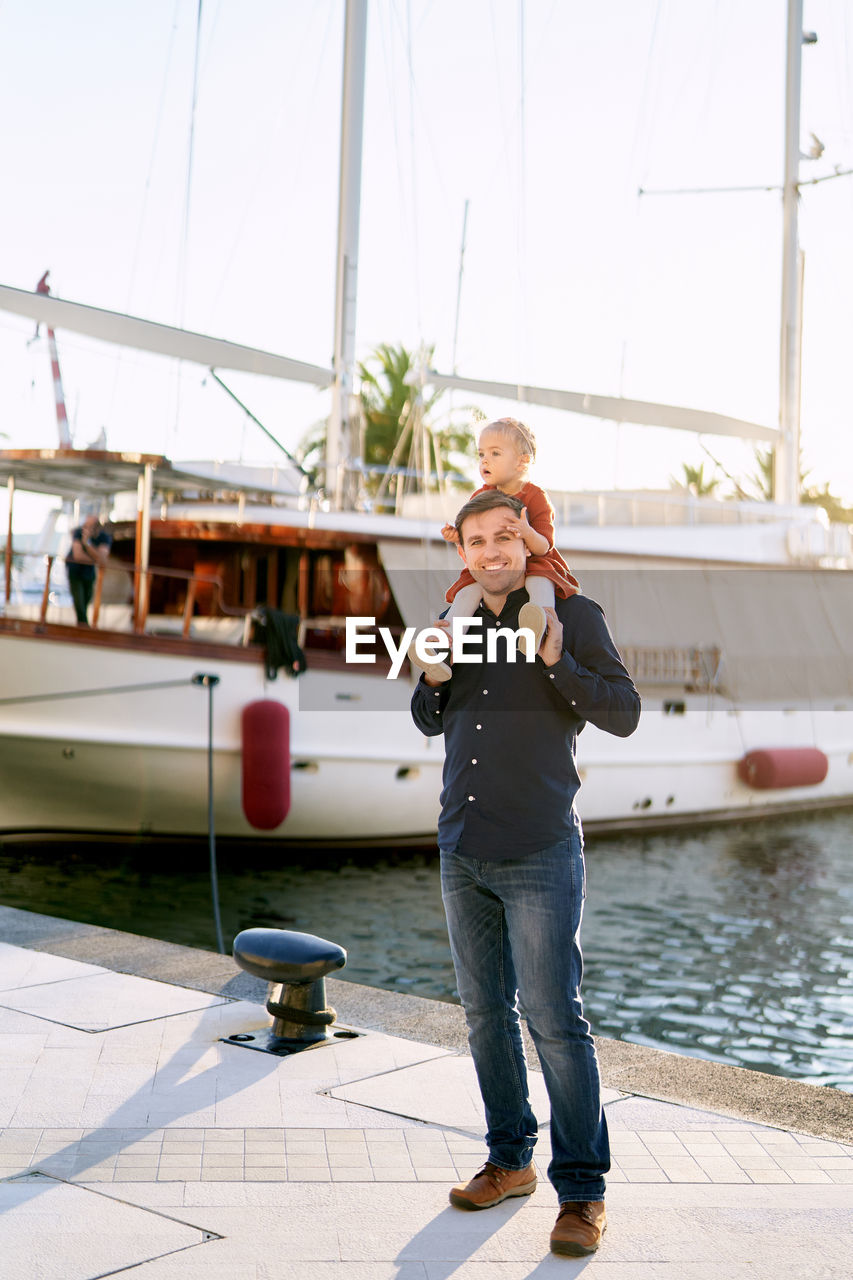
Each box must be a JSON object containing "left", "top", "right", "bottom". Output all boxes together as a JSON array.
[
  {"left": 671, "top": 461, "right": 720, "bottom": 497},
  {"left": 747, "top": 447, "right": 822, "bottom": 505},
  {"left": 748, "top": 447, "right": 774, "bottom": 500},
  {"left": 297, "top": 342, "right": 478, "bottom": 507}
]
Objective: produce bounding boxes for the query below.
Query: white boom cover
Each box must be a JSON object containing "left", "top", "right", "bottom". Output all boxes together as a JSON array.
[{"left": 0, "top": 285, "right": 333, "bottom": 386}]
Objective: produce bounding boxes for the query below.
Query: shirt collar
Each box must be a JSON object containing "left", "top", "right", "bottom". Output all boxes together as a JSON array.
[{"left": 477, "top": 585, "right": 529, "bottom": 622}]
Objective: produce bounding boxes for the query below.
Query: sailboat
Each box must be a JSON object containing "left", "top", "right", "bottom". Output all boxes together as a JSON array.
[{"left": 1, "top": 0, "right": 851, "bottom": 843}]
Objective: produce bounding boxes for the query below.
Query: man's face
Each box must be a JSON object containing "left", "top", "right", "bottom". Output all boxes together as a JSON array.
[
  {"left": 83, "top": 516, "right": 99, "bottom": 534},
  {"left": 457, "top": 507, "right": 529, "bottom": 597}
]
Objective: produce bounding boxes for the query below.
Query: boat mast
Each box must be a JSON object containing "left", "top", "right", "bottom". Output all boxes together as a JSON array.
[
  {"left": 328, "top": 0, "right": 368, "bottom": 511},
  {"left": 775, "top": 0, "right": 814, "bottom": 507}
]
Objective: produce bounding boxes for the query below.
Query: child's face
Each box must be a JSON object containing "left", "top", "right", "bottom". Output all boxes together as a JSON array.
[{"left": 477, "top": 430, "right": 527, "bottom": 490}]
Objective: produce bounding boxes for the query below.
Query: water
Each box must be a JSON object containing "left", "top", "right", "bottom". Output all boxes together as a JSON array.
[{"left": 1, "top": 810, "right": 852, "bottom": 1091}]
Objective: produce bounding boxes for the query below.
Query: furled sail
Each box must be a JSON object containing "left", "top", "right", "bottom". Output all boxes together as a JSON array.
[
  {"left": 0, "top": 284, "right": 333, "bottom": 386},
  {"left": 428, "top": 371, "right": 778, "bottom": 442}
]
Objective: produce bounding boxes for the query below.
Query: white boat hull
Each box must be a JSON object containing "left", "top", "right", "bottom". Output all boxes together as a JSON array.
[{"left": 2, "top": 632, "right": 852, "bottom": 841}]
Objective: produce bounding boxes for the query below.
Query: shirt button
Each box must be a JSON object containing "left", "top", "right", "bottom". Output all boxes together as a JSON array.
[
  {"left": 482, "top": 689, "right": 488, "bottom": 695},
  {"left": 471, "top": 758, "right": 477, "bottom": 765},
  {"left": 549, "top": 673, "right": 555, "bottom": 679},
  {"left": 468, "top": 795, "right": 475, "bottom": 802},
  {"left": 571, "top": 699, "right": 577, "bottom": 706},
  {"left": 476, "top": 724, "right": 482, "bottom": 730}
]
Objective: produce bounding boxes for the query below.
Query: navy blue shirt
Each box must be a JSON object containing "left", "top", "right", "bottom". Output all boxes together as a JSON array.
[
  {"left": 411, "top": 587, "right": 640, "bottom": 859},
  {"left": 66, "top": 527, "right": 111, "bottom": 582}
]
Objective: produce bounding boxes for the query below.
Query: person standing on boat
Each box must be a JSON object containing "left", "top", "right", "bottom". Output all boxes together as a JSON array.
[
  {"left": 411, "top": 487, "right": 640, "bottom": 1258},
  {"left": 65, "top": 514, "right": 111, "bottom": 626}
]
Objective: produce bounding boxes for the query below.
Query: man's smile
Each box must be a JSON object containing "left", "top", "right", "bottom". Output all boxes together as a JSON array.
[{"left": 456, "top": 506, "right": 530, "bottom": 601}]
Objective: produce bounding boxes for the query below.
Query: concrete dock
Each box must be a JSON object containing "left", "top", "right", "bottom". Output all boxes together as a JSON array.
[{"left": 1, "top": 903, "right": 851, "bottom": 1278}]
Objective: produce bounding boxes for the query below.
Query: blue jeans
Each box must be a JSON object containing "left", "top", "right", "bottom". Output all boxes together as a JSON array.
[{"left": 440, "top": 831, "right": 609, "bottom": 1202}]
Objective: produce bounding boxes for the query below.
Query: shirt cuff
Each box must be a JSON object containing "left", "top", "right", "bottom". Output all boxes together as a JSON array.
[{"left": 538, "top": 651, "right": 582, "bottom": 710}]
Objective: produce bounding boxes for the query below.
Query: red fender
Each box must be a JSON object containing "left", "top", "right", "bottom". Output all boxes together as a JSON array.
[
  {"left": 737, "top": 747, "right": 828, "bottom": 790},
  {"left": 241, "top": 701, "right": 291, "bottom": 829}
]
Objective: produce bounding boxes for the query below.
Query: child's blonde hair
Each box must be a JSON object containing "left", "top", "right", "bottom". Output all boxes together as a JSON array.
[{"left": 479, "top": 417, "right": 536, "bottom": 469}]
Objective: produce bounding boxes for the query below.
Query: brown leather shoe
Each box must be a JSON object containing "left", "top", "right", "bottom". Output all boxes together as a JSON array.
[
  {"left": 449, "top": 1161, "right": 537, "bottom": 1210},
  {"left": 550, "top": 1200, "right": 607, "bottom": 1256}
]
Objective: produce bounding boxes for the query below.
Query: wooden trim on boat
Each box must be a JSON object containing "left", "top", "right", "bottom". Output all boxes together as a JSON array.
[
  {"left": 0, "top": 615, "right": 402, "bottom": 677},
  {"left": 0, "top": 615, "right": 262, "bottom": 662},
  {"left": 111, "top": 518, "right": 384, "bottom": 550}
]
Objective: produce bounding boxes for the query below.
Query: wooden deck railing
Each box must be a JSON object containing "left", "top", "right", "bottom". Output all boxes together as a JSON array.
[{"left": 5, "top": 551, "right": 255, "bottom": 643}]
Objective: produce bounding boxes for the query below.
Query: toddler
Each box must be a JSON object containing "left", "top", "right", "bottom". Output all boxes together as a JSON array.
[{"left": 411, "top": 416, "right": 579, "bottom": 681}]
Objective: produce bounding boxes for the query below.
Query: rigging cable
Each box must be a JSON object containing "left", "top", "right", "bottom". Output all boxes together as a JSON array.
[
  {"left": 180, "top": 0, "right": 204, "bottom": 332},
  {"left": 208, "top": 1, "right": 337, "bottom": 322},
  {"left": 484, "top": 0, "right": 524, "bottom": 404},
  {"left": 171, "top": 0, "right": 205, "bottom": 456},
  {"left": 125, "top": 0, "right": 183, "bottom": 313},
  {"left": 614, "top": 0, "right": 663, "bottom": 486},
  {"left": 109, "top": 0, "right": 183, "bottom": 438},
  {"left": 487, "top": 2, "right": 513, "bottom": 194},
  {"left": 386, "top": 0, "right": 455, "bottom": 358},
  {"left": 406, "top": 0, "right": 424, "bottom": 344},
  {"left": 514, "top": 0, "right": 528, "bottom": 394},
  {"left": 619, "top": 0, "right": 663, "bottom": 398}
]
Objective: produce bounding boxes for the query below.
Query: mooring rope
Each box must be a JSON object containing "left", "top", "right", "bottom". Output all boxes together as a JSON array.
[
  {"left": 0, "top": 677, "right": 195, "bottom": 706},
  {"left": 0, "top": 672, "right": 226, "bottom": 954}
]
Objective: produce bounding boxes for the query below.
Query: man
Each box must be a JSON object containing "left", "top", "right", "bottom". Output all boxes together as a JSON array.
[
  {"left": 66, "top": 514, "right": 111, "bottom": 625},
  {"left": 411, "top": 489, "right": 640, "bottom": 1258}
]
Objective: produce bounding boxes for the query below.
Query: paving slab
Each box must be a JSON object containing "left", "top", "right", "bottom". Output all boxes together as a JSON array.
[
  {"left": 67, "top": 1181, "right": 853, "bottom": 1277},
  {"left": 0, "top": 962, "right": 230, "bottom": 1032},
  {"left": 0, "top": 941, "right": 109, "bottom": 990},
  {"left": 329, "top": 1053, "right": 551, "bottom": 1130},
  {"left": 0, "top": 1171, "right": 215, "bottom": 1279}
]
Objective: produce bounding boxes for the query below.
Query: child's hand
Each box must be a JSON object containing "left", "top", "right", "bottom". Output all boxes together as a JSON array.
[
  {"left": 501, "top": 506, "right": 532, "bottom": 540},
  {"left": 503, "top": 506, "right": 549, "bottom": 556},
  {"left": 441, "top": 523, "right": 460, "bottom": 544}
]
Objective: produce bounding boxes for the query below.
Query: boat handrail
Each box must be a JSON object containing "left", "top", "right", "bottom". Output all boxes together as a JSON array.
[
  {"left": 547, "top": 490, "right": 815, "bottom": 529},
  {"left": 620, "top": 644, "right": 723, "bottom": 692},
  {"left": 3, "top": 549, "right": 409, "bottom": 653},
  {"left": 6, "top": 549, "right": 255, "bottom": 642}
]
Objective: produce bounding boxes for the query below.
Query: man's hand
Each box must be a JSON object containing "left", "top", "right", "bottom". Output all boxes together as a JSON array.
[
  {"left": 434, "top": 617, "right": 452, "bottom": 649},
  {"left": 422, "top": 617, "right": 452, "bottom": 686},
  {"left": 538, "top": 606, "right": 564, "bottom": 666}
]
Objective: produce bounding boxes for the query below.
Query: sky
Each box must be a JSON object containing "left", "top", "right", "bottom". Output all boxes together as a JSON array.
[{"left": 1, "top": 0, "right": 853, "bottom": 530}]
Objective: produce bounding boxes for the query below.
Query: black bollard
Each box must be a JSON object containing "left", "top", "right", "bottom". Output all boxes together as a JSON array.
[{"left": 229, "top": 927, "right": 351, "bottom": 1055}]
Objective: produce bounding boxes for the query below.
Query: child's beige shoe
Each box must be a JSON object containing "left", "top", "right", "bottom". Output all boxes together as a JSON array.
[
  {"left": 407, "top": 638, "right": 452, "bottom": 683},
  {"left": 517, "top": 603, "right": 546, "bottom": 660}
]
